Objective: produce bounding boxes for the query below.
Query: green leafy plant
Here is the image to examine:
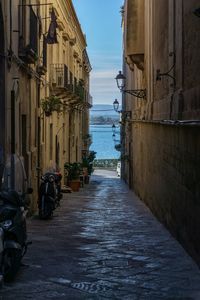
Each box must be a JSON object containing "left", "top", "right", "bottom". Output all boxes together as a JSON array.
[
  {"left": 115, "top": 144, "right": 121, "bottom": 152},
  {"left": 41, "top": 95, "right": 62, "bottom": 116},
  {"left": 83, "top": 134, "right": 92, "bottom": 147},
  {"left": 81, "top": 157, "right": 92, "bottom": 175},
  {"left": 120, "top": 154, "right": 129, "bottom": 161},
  {"left": 87, "top": 151, "right": 96, "bottom": 163},
  {"left": 81, "top": 151, "right": 96, "bottom": 175},
  {"left": 64, "top": 162, "right": 82, "bottom": 181}
]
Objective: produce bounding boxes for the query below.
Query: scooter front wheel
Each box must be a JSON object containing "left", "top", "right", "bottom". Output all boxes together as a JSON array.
[
  {"left": 39, "top": 208, "right": 53, "bottom": 220},
  {"left": 2, "top": 248, "right": 22, "bottom": 282}
]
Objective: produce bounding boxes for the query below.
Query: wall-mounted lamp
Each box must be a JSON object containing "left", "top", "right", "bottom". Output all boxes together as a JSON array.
[
  {"left": 112, "top": 124, "right": 116, "bottom": 134},
  {"left": 156, "top": 52, "right": 176, "bottom": 87},
  {"left": 194, "top": 7, "right": 200, "bottom": 17},
  {"left": 113, "top": 99, "right": 120, "bottom": 112},
  {"left": 112, "top": 133, "right": 120, "bottom": 145},
  {"left": 113, "top": 99, "right": 131, "bottom": 120},
  {"left": 115, "top": 71, "right": 146, "bottom": 99},
  {"left": 112, "top": 123, "right": 120, "bottom": 134}
]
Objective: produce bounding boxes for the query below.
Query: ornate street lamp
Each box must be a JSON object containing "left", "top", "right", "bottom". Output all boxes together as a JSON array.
[
  {"left": 113, "top": 99, "right": 120, "bottom": 112},
  {"left": 112, "top": 124, "right": 116, "bottom": 134},
  {"left": 113, "top": 99, "right": 131, "bottom": 120},
  {"left": 115, "top": 71, "right": 146, "bottom": 99}
]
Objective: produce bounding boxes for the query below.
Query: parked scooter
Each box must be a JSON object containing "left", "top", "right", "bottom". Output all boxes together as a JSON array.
[
  {"left": 0, "top": 189, "right": 32, "bottom": 282},
  {"left": 38, "top": 170, "right": 63, "bottom": 219},
  {"left": 38, "top": 173, "right": 56, "bottom": 219},
  {"left": 53, "top": 171, "right": 63, "bottom": 207},
  {"left": 0, "top": 154, "right": 32, "bottom": 282}
]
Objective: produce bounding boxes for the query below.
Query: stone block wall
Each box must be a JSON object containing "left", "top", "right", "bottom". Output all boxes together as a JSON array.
[{"left": 131, "top": 121, "right": 200, "bottom": 262}]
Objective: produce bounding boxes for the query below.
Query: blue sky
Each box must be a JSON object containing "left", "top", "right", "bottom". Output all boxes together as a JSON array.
[{"left": 72, "top": 0, "right": 123, "bottom": 105}]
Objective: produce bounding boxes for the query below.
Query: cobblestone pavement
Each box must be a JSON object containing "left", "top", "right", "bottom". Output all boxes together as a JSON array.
[{"left": 1, "top": 170, "right": 200, "bottom": 299}]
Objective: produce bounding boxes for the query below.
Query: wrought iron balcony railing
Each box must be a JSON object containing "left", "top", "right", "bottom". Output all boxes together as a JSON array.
[
  {"left": 50, "top": 64, "right": 92, "bottom": 106},
  {"left": 50, "top": 64, "right": 69, "bottom": 90},
  {"left": 84, "top": 92, "right": 93, "bottom": 107}
]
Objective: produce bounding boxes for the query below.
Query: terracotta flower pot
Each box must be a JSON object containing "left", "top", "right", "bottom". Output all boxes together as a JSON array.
[
  {"left": 82, "top": 167, "right": 88, "bottom": 176},
  {"left": 68, "top": 180, "right": 80, "bottom": 192}
]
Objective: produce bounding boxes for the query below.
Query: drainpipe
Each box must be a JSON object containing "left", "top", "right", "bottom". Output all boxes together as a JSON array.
[
  {"left": 68, "top": 113, "right": 71, "bottom": 163},
  {"left": 37, "top": 84, "right": 41, "bottom": 192},
  {"left": 10, "top": 90, "right": 15, "bottom": 189},
  {"left": 169, "top": 0, "right": 176, "bottom": 119},
  {"left": 9, "top": 0, "right": 12, "bottom": 51}
]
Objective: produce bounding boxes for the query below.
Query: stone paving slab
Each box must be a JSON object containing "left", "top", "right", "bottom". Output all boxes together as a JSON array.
[{"left": 1, "top": 169, "right": 200, "bottom": 299}]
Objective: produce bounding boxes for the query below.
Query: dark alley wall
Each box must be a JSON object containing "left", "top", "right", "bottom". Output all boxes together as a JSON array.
[
  {"left": 0, "top": 1, "right": 5, "bottom": 178},
  {"left": 131, "top": 121, "right": 200, "bottom": 262}
]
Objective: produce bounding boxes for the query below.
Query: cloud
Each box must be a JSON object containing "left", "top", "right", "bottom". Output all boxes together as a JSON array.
[
  {"left": 91, "top": 70, "right": 117, "bottom": 79},
  {"left": 88, "top": 50, "right": 122, "bottom": 104},
  {"left": 89, "top": 50, "right": 122, "bottom": 69},
  {"left": 91, "top": 76, "right": 116, "bottom": 92},
  {"left": 90, "top": 68, "right": 121, "bottom": 104}
]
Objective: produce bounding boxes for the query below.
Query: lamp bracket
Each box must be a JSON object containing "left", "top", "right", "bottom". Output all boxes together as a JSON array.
[
  {"left": 115, "top": 71, "right": 146, "bottom": 99},
  {"left": 121, "top": 110, "right": 131, "bottom": 119},
  {"left": 122, "top": 89, "right": 146, "bottom": 99},
  {"left": 156, "top": 52, "right": 176, "bottom": 87}
]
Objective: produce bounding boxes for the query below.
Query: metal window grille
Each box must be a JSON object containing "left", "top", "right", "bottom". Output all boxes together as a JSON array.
[
  {"left": 30, "top": 7, "right": 38, "bottom": 54},
  {"left": 43, "top": 35, "right": 47, "bottom": 67}
]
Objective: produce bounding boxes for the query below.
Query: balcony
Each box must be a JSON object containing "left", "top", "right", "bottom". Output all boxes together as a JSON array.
[
  {"left": 88, "top": 94, "right": 93, "bottom": 106},
  {"left": 50, "top": 64, "right": 71, "bottom": 95},
  {"left": 84, "top": 92, "right": 93, "bottom": 108},
  {"left": 37, "top": 35, "right": 47, "bottom": 76},
  {"left": 50, "top": 64, "right": 92, "bottom": 106},
  {"left": 125, "top": 0, "right": 145, "bottom": 70},
  {"left": 74, "top": 78, "right": 85, "bottom": 101}
]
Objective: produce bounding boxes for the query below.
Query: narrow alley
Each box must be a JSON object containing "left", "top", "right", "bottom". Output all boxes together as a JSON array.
[{"left": 2, "top": 170, "right": 200, "bottom": 300}]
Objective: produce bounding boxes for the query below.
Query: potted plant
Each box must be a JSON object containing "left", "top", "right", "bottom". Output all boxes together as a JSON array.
[
  {"left": 81, "top": 151, "right": 96, "bottom": 184},
  {"left": 81, "top": 157, "right": 90, "bottom": 184},
  {"left": 41, "top": 95, "right": 62, "bottom": 116},
  {"left": 64, "top": 162, "right": 82, "bottom": 192}
]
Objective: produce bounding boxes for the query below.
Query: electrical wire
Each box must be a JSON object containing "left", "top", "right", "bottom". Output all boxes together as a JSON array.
[{"left": 91, "top": 109, "right": 116, "bottom": 112}]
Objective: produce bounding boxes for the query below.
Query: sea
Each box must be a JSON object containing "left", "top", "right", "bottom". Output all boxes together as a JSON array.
[{"left": 89, "top": 105, "right": 120, "bottom": 160}]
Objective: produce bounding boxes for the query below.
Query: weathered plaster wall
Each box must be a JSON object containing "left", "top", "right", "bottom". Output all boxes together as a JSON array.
[
  {"left": 131, "top": 121, "right": 200, "bottom": 261},
  {"left": 183, "top": 0, "right": 200, "bottom": 90}
]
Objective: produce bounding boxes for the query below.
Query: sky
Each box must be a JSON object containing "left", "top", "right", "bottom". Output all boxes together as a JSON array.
[{"left": 72, "top": 0, "right": 123, "bottom": 105}]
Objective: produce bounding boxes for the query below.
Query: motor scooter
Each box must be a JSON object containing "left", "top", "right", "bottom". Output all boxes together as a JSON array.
[
  {"left": 38, "top": 173, "right": 56, "bottom": 219},
  {"left": 0, "top": 154, "right": 32, "bottom": 282},
  {"left": 52, "top": 171, "right": 63, "bottom": 207}
]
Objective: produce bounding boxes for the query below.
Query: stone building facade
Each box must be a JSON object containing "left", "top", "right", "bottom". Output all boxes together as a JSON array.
[
  {"left": 0, "top": 0, "right": 91, "bottom": 212},
  {"left": 121, "top": 0, "right": 200, "bottom": 262}
]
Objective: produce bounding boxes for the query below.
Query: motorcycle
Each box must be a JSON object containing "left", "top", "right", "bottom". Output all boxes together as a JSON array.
[{"left": 0, "top": 154, "right": 33, "bottom": 282}]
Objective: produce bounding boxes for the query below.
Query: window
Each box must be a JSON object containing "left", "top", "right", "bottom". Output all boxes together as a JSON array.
[
  {"left": 18, "top": 3, "right": 39, "bottom": 64},
  {"left": 43, "top": 35, "right": 47, "bottom": 68},
  {"left": 30, "top": 7, "right": 38, "bottom": 53}
]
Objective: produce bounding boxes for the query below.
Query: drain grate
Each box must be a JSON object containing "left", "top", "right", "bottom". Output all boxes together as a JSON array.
[
  {"left": 71, "top": 282, "right": 111, "bottom": 294},
  {"left": 49, "top": 278, "right": 113, "bottom": 294}
]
